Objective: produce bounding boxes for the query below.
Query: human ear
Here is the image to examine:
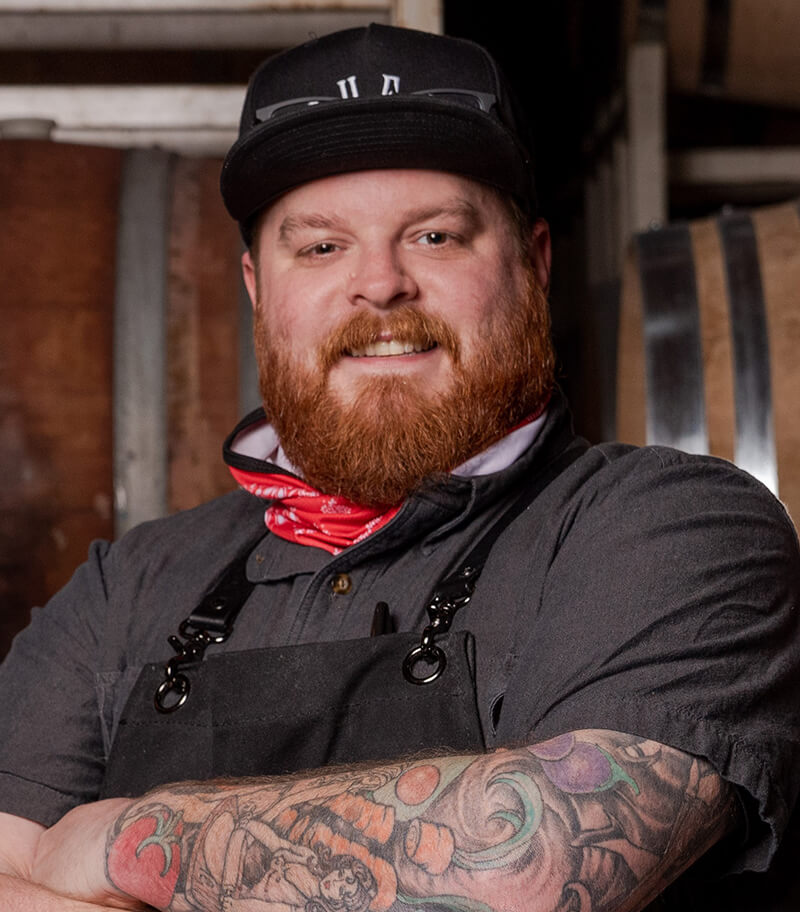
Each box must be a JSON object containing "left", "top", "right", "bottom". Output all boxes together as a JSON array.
[
  {"left": 241, "top": 249, "right": 258, "bottom": 311},
  {"left": 528, "top": 218, "right": 552, "bottom": 293}
]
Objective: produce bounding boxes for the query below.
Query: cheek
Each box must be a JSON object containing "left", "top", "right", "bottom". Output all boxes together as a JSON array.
[
  {"left": 256, "top": 301, "right": 330, "bottom": 369},
  {"left": 428, "top": 255, "right": 514, "bottom": 321},
  {"left": 258, "top": 275, "right": 344, "bottom": 353},
  {"left": 445, "top": 280, "right": 507, "bottom": 354}
]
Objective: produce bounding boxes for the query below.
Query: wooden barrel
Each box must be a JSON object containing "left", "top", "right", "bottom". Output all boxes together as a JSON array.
[
  {"left": 617, "top": 197, "right": 800, "bottom": 527},
  {"left": 0, "top": 139, "right": 249, "bottom": 656},
  {"left": 624, "top": 0, "right": 800, "bottom": 110}
]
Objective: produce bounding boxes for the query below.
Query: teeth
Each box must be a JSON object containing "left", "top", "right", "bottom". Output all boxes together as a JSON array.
[{"left": 349, "top": 340, "right": 434, "bottom": 357}]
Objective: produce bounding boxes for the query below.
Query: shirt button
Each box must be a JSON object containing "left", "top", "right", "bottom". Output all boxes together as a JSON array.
[{"left": 331, "top": 573, "right": 352, "bottom": 595}]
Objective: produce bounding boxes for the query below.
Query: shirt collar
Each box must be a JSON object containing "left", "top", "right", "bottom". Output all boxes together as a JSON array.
[
  {"left": 233, "top": 390, "right": 578, "bottom": 583},
  {"left": 228, "top": 409, "right": 547, "bottom": 480}
]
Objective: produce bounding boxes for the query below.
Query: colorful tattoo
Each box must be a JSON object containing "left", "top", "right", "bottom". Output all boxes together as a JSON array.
[
  {"left": 106, "top": 803, "right": 184, "bottom": 909},
  {"left": 105, "top": 731, "right": 737, "bottom": 912}
]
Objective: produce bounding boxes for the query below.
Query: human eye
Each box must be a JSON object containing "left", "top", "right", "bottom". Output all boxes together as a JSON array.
[
  {"left": 299, "top": 239, "right": 340, "bottom": 258},
  {"left": 414, "top": 230, "right": 457, "bottom": 248}
]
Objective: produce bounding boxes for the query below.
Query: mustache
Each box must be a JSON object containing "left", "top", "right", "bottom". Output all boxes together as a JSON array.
[{"left": 318, "top": 306, "right": 460, "bottom": 370}]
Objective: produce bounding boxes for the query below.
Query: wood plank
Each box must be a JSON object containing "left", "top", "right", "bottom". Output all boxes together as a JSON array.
[
  {"left": 727, "top": 0, "right": 800, "bottom": 108},
  {"left": 166, "top": 157, "right": 241, "bottom": 513},
  {"left": 0, "top": 139, "right": 119, "bottom": 655},
  {"left": 394, "top": 0, "right": 442, "bottom": 32},
  {"left": 0, "top": 86, "right": 244, "bottom": 127},
  {"left": 0, "top": 86, "right": 243, "bottom": 153},
  {"left": 0, "top": 10, "right": 389, "bottom": 48},
  {"left": 1, "top": 1, "right": 389, "bottom": 11},
  {"left": 615, "top": 241, "right": 647, "bottom": 445},
  {"left": 689, "top": 215, "right": 735, "bottom": 464},
  {"left": 37, "top": 129, "right": 237, "bottom": 156},
  {"left": 612, "top": 136, "right": 631, "bottom": 266},
  {"left": 666, "top": 0, "right": 706, "bottom": 94},
  {"left": 670, "top": 147, "right": 800, "bottom": 186},
  {"left": 754, "top": 201, "right": 800, "bottom": 525}
]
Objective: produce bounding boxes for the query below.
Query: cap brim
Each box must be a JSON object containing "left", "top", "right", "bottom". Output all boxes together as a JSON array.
[{"left": 220, "top": 98, "right": 533, "bottom": 224}]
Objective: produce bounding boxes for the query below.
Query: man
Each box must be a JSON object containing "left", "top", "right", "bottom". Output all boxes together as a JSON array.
[{"left": 0, "top": 23, "right": 798, "bottom": 912}]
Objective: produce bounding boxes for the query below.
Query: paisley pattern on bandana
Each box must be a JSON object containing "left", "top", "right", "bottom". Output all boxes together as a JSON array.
[{"left": 228, "top": 467, "right": 399, "bottom": 555}]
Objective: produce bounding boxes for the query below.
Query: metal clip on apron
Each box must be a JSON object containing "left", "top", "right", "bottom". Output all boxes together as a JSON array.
[
  {"left": 403, "top": 566, "right": 479, "bottom": 685},
  {"left": 155, "top": 547, "right": 258, "bottom": 713}
]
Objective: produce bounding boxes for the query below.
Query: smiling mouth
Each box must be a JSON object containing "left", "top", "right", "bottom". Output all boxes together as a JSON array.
[{"left": 347, "top": 340, "right": 437, "bottom": 358}]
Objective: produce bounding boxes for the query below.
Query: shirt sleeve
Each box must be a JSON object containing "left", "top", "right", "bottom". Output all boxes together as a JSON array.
[
  {"left": 499, "top": 445, "right": 800, "bottom": 875},
  {"left": 0, "top": 538, "right": 112, "bottom": 826}
]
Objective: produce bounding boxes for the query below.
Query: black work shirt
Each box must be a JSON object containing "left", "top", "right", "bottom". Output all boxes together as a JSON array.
[{"left": 0, "top": 395, "right": 798, "bottom": 908}]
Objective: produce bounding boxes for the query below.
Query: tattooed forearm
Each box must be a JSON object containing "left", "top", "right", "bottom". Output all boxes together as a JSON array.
[{"left": 104, "top": 731, "right": 738, "bottom": 912}]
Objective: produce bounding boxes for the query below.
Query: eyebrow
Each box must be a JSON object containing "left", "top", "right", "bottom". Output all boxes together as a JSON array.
[
  {"left": 277, "top": 197, "right": 484, "bottom": 244},
  {"left": 400, "top": 199, "right": 483, "bottom": 230},
  {"left": 278, "top": 213, "right": 344, "bottom": 243}
]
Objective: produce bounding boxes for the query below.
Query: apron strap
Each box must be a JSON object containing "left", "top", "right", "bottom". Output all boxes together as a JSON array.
[
  {"left": 155, "top": 532, "right": 262, "bottom": 713},
  {"left": 403, "top": 427, "right": 589, "bottom": 684}
]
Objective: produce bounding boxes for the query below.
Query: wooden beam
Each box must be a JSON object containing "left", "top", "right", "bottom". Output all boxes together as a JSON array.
[
  {"left": 0, "top": 1, "right": 387, "bottom": 10},
  {"left": 670, "top": 147, "right": 800, "bottom": 186},
  {"left": 394, "top": 0, "right": 442, "bottom": 32},
  {"left": 0, "top": 86, "right": 243, "bottom": 127},
  {"left": 0, "top": 10, "right": 388, "bottom": 48}
]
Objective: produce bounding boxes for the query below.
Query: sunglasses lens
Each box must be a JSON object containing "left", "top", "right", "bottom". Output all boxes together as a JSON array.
[
  {"left": 257, "top": 98, "right": 334, "bottom": 122},
  {"left": 425, "top": 92, "right": 482, "bottom": 109},
  {"left": 257, "top": 90, "right": 495, "bottom": 123}
]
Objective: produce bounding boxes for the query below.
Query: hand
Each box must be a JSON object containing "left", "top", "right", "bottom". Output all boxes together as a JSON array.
[
  {"left": 30, "top": 798, "right": 147, "bottom": 910},
  {"left": 275, "top": 844, "right": 317, "bottom": 869}
]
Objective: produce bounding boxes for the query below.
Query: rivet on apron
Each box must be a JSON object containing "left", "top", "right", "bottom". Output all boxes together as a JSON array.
[{"left": 331, "top": 573, "right": 352, "bottom": 595}]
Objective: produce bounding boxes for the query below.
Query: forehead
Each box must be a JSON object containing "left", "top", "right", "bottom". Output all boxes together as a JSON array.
[{"left": 257, "top": 169, "right": 513, "bottom": 236}]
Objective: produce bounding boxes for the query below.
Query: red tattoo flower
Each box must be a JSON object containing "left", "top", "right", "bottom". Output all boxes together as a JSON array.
[{"left": 107, "top": 804, "right": 184, "bottom": 909}]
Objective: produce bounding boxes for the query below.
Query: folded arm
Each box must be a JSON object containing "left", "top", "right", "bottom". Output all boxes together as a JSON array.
[
  {"left": 28, "top": 729, "right": 739, "bottom": 912},
  {"left": 0, "top": 810, "right": 150, "bottom": 911}
]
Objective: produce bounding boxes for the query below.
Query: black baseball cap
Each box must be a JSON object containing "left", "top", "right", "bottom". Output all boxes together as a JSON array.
[{"left": 221, "top": 24, "right": 537, "bottom": 239}]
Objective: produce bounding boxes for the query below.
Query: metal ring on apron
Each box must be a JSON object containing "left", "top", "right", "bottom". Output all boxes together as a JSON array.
[
  {"left": 155, "top": 673, "right": 190, "bottom": 713},
  {"left": 403, "top": 643, "right": 446, "bottom": 685}
]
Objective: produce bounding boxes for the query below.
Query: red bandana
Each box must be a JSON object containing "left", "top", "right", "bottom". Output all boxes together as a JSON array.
[
  {"left": 228, "top": 396, "right": 549, "bottom": 555},
  {"left": 228, "top": 466, "right": 400, "bottom": 555}
]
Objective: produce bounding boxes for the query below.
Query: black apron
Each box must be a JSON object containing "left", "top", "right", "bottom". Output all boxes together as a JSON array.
[{"left": 100, "top": 629, "right": 484, "bottom": 798}]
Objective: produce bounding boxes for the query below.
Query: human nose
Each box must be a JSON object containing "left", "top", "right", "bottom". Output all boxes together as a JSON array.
[{"left": 346, "top": 244, "right": 418, "bottom": 309}]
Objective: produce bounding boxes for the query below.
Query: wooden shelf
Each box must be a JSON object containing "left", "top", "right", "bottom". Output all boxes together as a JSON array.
[
  {"left": 0, "top": 86, "right": 243, "bottom": 153},
  {"left": 670, "top": 146, "right": 800, "bottom": 187},
  {"left": 0, "top": 1, "right": 442, "bottom": 151},
  {"left": 0, "top": 1, "right": 441, "bottom": 49},
  {"left": 0, "top": 8, "right": 390, "bottom": 50}
]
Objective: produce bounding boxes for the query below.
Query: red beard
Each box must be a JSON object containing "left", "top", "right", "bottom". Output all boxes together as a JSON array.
[{"left": 254, "top": 273, "right": 554, "bottom": 508}]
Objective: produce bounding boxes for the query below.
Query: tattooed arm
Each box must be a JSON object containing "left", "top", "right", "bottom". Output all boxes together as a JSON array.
[{"left": 31, "top": 730, "right": 739, "bottom": 912}]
